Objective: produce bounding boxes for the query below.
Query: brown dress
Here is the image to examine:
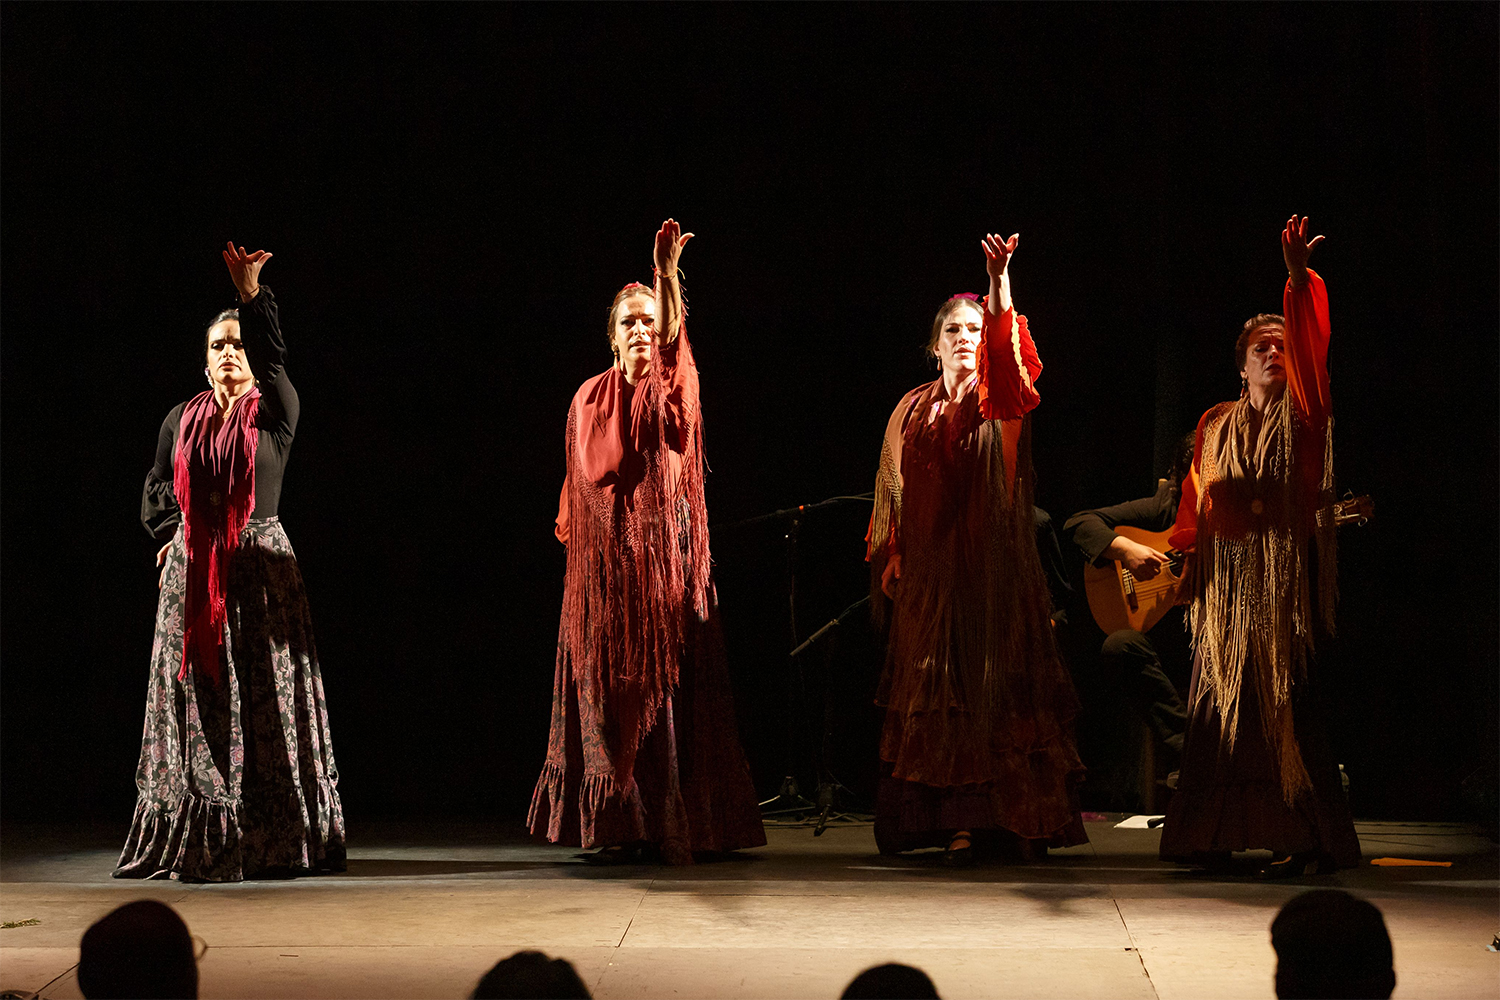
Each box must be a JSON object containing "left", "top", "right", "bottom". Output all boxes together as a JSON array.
[
  {"left": 868, "top": 303, "right": 1087, "bottom": 853},
  {"left": 1160, "top": 269, "right": 1360, "bottom": 868}
]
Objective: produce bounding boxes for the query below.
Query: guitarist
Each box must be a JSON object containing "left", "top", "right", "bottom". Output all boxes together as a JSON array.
[{"left": 1063, "top": 432, "right": 1197, "bottom": 780}]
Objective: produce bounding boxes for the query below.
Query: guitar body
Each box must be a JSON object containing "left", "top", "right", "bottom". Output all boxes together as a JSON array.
[
  {"left": 1083, "top": 526, "right": 1183, "bottom": 636},
  {"left": 1081, "top": 495, "right": 1373, "bottom": 636}
]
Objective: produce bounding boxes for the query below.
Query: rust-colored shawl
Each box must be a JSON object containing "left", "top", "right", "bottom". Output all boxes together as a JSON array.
[{"left": 555, "top": 320, "right": 709, "bottom": 789}]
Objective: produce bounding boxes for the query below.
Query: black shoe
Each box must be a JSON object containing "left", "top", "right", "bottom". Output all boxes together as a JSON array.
[
  {"left": 944, "top": 832, "right": 975, "bottom": 867},
  {"left": 1259, "top": 851, "right": 1322, "bottom": 879},
  {"left": 582, "top": 844, "right": 644, "bottom": 866},
  {"left": 1189, "top": 850, "right": 1234, "bottom": 873},
  {"left": 1015, "top": 838, "right": 1048, "bottom": 863}
]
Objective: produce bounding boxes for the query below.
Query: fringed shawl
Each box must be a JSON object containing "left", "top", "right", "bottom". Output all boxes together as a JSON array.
[
  {"left": 869, "top": 305, "right": 1040, "bottom": 620},
  {"left": 556, "top": 324, "right": 710, "bottom": 782},
  {"left": 174, "top": 387, "right": 261, "bottom": 685},
  {"left": 1173, "top": 270, "right": 1338, "bottom": 804},
  {"left": 868, "top": 308, "right": 1081, "bottom": 813}
]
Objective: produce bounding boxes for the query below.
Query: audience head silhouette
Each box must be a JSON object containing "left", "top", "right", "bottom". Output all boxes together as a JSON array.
[
  {"left": 78, "top": 900, "right": 198, "bottom": 1000},
  {"left": 471, "top": 951, "right": 591, "bottom": 999},
  {"left": 1272, "top": 889, "right": 1395, "bottom": 1000},
  {"left": 841, "top": 963, "right": 941, "bottom": 999}
]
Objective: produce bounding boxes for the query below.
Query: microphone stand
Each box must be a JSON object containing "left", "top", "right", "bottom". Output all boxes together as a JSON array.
[
  {"left": 791, "top": 595, "right": 873, "bottom": 835},
  {"left": 715, "top": 495, "right": 869, "bottom": 531},
  {"left": 718, "top": 494, "right": 874, "bottom": 828},
  {"left": 757, "top": 503, "right": 816, "bottom": 817}
]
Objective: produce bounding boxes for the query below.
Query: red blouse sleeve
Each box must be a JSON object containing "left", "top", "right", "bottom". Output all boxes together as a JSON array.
[
  {"left": 1167, "top": 406, "right": 1216, "bottom": 552},
  {"left": 1282, "top": 268, "right": 1332, "bottom": 429},
  {"left": 555, "top": 474, "right": 571, "bottom": 546},
  {"left": 977, "top": 306, "right": 1042, "bottom": 421}
]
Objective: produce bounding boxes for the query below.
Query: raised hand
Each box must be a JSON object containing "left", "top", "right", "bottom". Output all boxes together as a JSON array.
[
  {"left": 653, "top": 219, "right": 694, "bottom": 279},
  {"left": 222, "top": 242, "right": 273, "bottom": 302},
  {"left": 981, "top": 232, "right": 1019, "bottom": 314},
  {"left": 1280, "top": 215, "right": 1323, "bottom": 287},
  {"left": 981, "top": 232, "right": 1019, "bottom": 282}
]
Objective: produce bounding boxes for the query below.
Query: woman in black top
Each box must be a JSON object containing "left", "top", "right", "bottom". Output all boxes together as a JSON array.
[{"left": 115, "top": 243, "right": 345, "bottom": 881}]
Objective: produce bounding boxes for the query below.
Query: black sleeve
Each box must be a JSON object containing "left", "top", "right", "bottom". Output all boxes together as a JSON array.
[
  {"left": 1062, "top": 481, "right": 1178, "bottom": 567},
  {"left": 142, "top": 403, "right": 186, "bottom": 541},
  {"left": 1032, "top": 506, "right": 1074, "bottom": 618},
  {"left": 239, "top": 285, "right": 299, "bottom": 437}
]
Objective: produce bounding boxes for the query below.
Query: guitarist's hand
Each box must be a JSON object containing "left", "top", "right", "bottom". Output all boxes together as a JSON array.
[{"left": 1106, "top": 536, "right": 1171, "bottom": 580}]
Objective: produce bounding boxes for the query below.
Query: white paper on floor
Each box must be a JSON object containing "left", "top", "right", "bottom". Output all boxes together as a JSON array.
[{"left": 1113, "top": 815, "right": 1166, "bottom": 829}]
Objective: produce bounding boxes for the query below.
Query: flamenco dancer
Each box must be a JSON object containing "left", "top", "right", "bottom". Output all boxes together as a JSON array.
[
  {"left": 867, "top": 232, "right": 1087, "bottom": 864},
  {"left": 115, "top": 244, "right": 345, "bottom": 881},
  {"left": 1159, "top": 215, "right": 1361, "bottom": 875},
  {"left": 527, "top": 220, "right": 765, "bottom": 865}
]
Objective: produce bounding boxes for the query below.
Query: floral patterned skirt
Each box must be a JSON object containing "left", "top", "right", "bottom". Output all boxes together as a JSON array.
[{"left": 114, "top": 517, "right": 346, "bottom": 882}]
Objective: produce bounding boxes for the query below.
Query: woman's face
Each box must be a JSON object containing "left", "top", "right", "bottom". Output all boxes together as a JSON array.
[
  {"left": 206, "top": 319, "right": 255, "bottom": 390},
  {"left": 611, "top": 294, "right": 657, "bottom": 368},
  {"left": 934, "top": 302, "right": 984, "bottom": 378},
  {"left": 1240, "top": 324, "right": 1287, "bottom": 393}
]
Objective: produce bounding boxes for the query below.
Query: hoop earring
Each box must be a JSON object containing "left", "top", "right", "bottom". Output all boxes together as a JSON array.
[{"left": 205, "top": 366, "right": 213, "bottom": 387}]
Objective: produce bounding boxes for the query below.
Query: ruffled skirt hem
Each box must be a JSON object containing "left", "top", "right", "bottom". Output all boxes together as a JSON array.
[{"left": 114, "top": 786, "right": 346, "bottom": 882}]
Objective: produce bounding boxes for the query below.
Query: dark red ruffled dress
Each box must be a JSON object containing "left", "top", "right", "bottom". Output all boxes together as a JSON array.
[{"left": 868, "top": 303, "right": 1087, "bottom": 853}]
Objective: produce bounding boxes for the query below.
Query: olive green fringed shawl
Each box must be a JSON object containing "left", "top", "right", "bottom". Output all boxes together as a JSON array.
[{"left": 1188, "top": 392, "right": 1338, "bottom": 804}]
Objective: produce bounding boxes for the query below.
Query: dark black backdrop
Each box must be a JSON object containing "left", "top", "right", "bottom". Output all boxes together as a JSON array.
[{"left": 4, "top": 4, "right": 1495, "bottom": 827}]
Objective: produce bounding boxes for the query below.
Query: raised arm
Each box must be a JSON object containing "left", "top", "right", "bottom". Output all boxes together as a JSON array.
[
  {"left": 224, "top": 243, "right": 298, "bottom": 436},
  {"left": 1279, "top": 215, "right": 1331, "bottom": 428},
  {"left": 976, "top": 231, "right": 1042, "bottom": 421},
  {"left": 650, "top": 220, "right": 701, "bottom": 456},
  {"left": 1281, "top": 214, "right": 1323, "bottom": 291},
  {"left": 983, "top": 232, "right": 1018, "bottom": 316},
  {"left": 653, "top": 219, "right": 693, "bottom": 346}
]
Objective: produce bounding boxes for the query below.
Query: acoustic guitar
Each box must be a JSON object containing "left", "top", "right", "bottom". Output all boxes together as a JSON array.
[{"left": 1083, "top": 494, "right": 1374, "bottom": 635}]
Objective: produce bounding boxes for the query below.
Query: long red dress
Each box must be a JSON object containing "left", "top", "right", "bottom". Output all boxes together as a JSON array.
[
  {"left": 868, "top": 302, "right": 1087, "bottom": 852},
  {"left": 1160, "top": 269, "right": 1360, "bottom": 867},
  {"left": 527, "top": 313, "right": 765, "bottom": 864}
]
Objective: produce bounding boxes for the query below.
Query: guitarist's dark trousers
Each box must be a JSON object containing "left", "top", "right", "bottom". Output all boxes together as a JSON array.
[{"left": 1100, "top": 606, "right": 1191, "bottom": 772}]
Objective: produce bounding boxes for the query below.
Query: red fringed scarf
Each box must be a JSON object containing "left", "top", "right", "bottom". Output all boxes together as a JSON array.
[
  {"left": 173, "top": 388, "right": 260, "bottom": 684},
  {"left": 561, "top": 325, "right": 711, "bottom": 780}
]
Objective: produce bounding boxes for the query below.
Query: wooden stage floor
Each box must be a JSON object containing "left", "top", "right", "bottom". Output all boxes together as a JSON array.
[{"left": 1, "top": 819, "right": 1494, "bottom": 999}]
